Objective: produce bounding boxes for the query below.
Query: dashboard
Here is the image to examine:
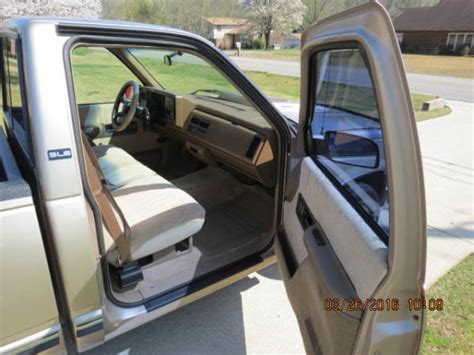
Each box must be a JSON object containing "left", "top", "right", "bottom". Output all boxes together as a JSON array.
[
  {"left": 139, "top": 87, "right": 276, "bottom": 187},
  {"left": 140, "top": 88, "right": 176, "bottom": 125}
]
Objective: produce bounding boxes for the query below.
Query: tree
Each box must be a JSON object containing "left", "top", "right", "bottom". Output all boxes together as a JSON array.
[
  {"left": 244, "top": 0, "right": 306, "bottom": 49},
  {"left": 0, "top": 0, "right": 102, "bottom": 20},
  {"left": 302, "top": 0, "right": 343, "bottom": 27},
  {"left": 344, "top": 0, "right": 439, "bottom": 16},
  {"left": 101, "top": 0, "right": 125, "bottom": 20},
  {"left": 101, "top": 0, "right": 245, "bottom": 36},
  {"left": 122, "top": 0, "right": 164, "bottom": 23}
]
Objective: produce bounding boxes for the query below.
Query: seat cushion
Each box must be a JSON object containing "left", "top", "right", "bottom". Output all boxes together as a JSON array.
[
  {"left": 92, "top": 144, "right": 205, "bottom": 265},
  {"left": 93, "top": 144, "right": 156, "bottom": 187},
  {"left": 105, "top": 175, "right": 205, "bottom": 264}
]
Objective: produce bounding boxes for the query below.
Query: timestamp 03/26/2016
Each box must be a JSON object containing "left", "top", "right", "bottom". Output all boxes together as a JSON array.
[{"left": 324, "top": 297, "right": 444, "bottom": 312}]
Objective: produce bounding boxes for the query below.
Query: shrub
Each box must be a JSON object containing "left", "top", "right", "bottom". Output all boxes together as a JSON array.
[
  {"left": 253, "top": 38, "right": 265, "bottom": 50},
  {"left": 403, "top": 44, "right": 420, "bottom": 54},
  {"left": 435, "top": 45, "right": 453, "bottom": 55},
  {"left": 241, "top": 39, "right": 253, "bottom": 49},
  {"left": 460, "top": 45, "right": 470, "bottom": 57}
]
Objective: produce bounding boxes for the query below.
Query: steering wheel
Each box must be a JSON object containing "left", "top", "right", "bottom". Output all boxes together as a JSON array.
[{"left": 111, "top": 80, "right": 140, "bottom": 132}]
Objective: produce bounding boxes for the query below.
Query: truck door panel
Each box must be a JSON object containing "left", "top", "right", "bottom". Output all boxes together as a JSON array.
[{"left": 279, "top": 3, "right": 426, "bottom": 354}]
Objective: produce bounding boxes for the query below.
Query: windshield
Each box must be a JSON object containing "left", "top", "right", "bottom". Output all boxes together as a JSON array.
[{"left": 128, "top": 48, "right": 242, "bottom": 98}]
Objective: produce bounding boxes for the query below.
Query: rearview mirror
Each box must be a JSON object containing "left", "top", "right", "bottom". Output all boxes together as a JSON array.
[
  {"left": 163, "top": 51, "right": 183, "bottom": 66},
  {"left": 324, "top": 131, "right": 379, "bottom": 169},
  {"left": 163, "top": 55, "right": 172, "bottom": 66}
]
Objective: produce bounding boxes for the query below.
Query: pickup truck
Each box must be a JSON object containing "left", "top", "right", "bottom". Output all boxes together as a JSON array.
[{"left": 0, "top": 2, "right": 426, "bottom": 354}]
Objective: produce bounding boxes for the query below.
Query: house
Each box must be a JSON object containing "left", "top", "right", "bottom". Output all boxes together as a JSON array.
[
  {"left": 203, "top": 17, "right": 248, "bottom": 49},
  {"left": 393, "top": 0, "right": 474, "bottom": 55}
]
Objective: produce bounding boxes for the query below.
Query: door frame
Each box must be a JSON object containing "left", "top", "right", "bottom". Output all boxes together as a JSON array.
[{"left": 61, "top": 29, "right": 292, "bottom": 311}]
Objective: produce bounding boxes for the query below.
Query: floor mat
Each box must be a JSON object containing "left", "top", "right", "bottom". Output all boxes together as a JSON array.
[
  {"left": 195, "top": 188, "right": 272, "bottom": 256},
  {"left": 173, "top": 167, "right": 273, "bottom": 256},
  {"left": 173, "top": 167, "right": 246, "bottom": 209},
  {"left": 135, "top": 144, "right": 205, "bottom": 181}
]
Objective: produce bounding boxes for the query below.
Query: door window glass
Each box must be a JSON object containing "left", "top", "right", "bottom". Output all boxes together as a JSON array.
[
  {"left": 6, "top": 39, "right": 25, "bottom": 128},
  {"left": 3, "top": 38, "right": 30, "bottom": 158},
  {"left": 0, "top": 38, "right": 4, "bottom": 112},
  {"left": 309, "top": 48, "right": 389, "bottom": 235},
  {"left": 71, "top": 47, "right": 140, "bottom": 104}
]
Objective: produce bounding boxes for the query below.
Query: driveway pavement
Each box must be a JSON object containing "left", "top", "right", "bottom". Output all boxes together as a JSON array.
[
  {"left": 407, "top": 74, "right": 474, "bottom": 103},
  {"left": 87, "top": 101, "right": 473, "bottom": 354},
  {"left": 86, "top": 265, "right": 306, "bottom": 354},
  {"left": 417, "top": 100, "right": 474, "bottom": 287},
  {"left": 230, "top": 56, "right": 474, "bottom": 102}
]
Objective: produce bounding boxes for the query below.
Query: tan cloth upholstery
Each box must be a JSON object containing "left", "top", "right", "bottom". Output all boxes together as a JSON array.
[
  {"left": 92, "top": 144, "right": 205, "bottom": 265},
  {"left": 93, "top": 144, "right": 156, "bottom": 187}
]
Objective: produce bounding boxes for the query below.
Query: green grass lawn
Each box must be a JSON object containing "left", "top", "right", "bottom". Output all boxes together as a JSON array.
[
  {"left": 403, "top": 54, "right": 474, "bottom": 79},
  {"left": 411, "top": 93, "right": 452, "bottom": 121},
  {"left": 72, "top": 48, "right": 451, "bottom": 121},
  {"left": 421, "top": 254, "right": 474, "bottom": 354},
  {"left": 245, "top": 72, "right": 450, "bottom": 121},
  {"left": 241, "top": 48, "right": 301, "bottom": 62},
  {"left": 240, "top": 50, "right": 474, "bottom": 79}
]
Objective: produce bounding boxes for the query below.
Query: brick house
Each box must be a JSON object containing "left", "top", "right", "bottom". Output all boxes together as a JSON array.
[{"left": 393, "top": 0, "right": 474, "bottom": 55}]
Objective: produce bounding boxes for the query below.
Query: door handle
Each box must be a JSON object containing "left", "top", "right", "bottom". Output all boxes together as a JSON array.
[
  {"left": 296, "top": 194, "right": 326, "bottom": 245},
  {"left": 296, "top": 194, "right": 315, "bottom": 229},
  {"left": 312, "top": 224, "right": 326, "bottom": 246}
]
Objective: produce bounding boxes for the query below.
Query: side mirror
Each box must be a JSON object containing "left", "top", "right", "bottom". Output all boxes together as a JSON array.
[
  {"left": 324, "top": 131, "right": 379, "bottom": 169},
  {"left": 163, "top": 55, "right": 172, "bottom": 66}
]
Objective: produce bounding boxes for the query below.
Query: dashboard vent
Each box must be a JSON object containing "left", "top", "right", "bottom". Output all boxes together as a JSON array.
[
  {"left": 246, "top": 135, "right": 262, "bottom": 159},
  {"left": 188, "top": 116, "right": 210, "bottom": 136}
]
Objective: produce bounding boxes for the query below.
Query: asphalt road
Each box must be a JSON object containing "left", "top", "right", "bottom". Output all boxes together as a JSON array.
[{"left": 229, "top": 56, "right": 474, "bottom": 102}]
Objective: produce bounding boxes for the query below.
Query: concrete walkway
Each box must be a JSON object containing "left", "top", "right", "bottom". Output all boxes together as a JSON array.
[
  {"left": 229, "top": 56, "right": 474, "bottom": 102},
  {"left": 87, "top": 101, "right": 472, "bottom": 354},
  {"left": 418, "top": 100, "right": 474, "bottom": 287}
]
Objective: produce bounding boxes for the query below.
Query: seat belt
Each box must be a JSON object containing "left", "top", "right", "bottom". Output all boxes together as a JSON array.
[{"left": 80, "top": 133, "right": 132, "bottom": 265}]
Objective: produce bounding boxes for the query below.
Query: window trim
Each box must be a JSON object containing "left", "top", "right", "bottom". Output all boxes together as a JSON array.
[
  {"left": 304, "top": 41, "right": 389, "bottom": 245},
  {"left": 62, "top": 33, "right": 291, "bottom": 309},
  {"left": 446, "top": 32, "right": 473, "bottom": 50}
]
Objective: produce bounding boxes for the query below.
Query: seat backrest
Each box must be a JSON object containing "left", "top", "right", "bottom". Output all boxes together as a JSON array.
[{"left": 80, "top": 133, "right": 132, "bottom": 264}]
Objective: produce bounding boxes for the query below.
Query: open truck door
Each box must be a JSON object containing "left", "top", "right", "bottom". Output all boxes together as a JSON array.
[{"left": 277, "top": 2, "right": 426, "bottom": 354}]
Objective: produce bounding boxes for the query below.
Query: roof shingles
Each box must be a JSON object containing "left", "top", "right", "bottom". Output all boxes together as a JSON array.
[{"left": 393, "top": 0, "right": 474, "bottom": 32}]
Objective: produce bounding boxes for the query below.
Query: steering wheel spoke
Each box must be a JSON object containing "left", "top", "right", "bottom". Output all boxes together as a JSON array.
[{"left": 112, "top": 80, "right": 140, "bottom": 131}]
